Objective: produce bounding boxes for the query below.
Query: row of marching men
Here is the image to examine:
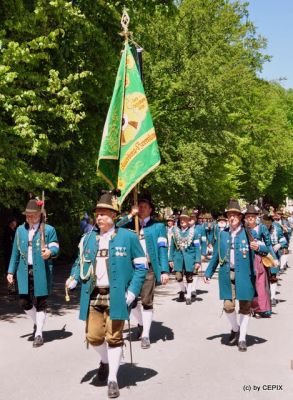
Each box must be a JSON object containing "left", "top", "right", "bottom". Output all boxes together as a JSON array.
[
  {"left": 6, "top": 193, "right": 292, "bottom": 398},
  {"left": 166, "top": 199, "right": 292, "bottom": 353},
  {"left": 165, "top": 203, "right": 291, "bottom": 312}
]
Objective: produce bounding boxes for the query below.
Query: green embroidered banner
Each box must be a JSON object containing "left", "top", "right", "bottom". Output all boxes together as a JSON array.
[{"left": 97, "top": 42, "right": 160, "bottom": 206}]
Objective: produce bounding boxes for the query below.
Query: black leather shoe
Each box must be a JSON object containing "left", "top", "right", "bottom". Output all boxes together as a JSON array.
[
  {"left": 186, "top": 298, "right": 192, "bottom": 305},
  {"left": 177, "top": 291, "right": 185, "bottom": 302},
  {"left": 238, "top": 340, "right": 247, "bottom": 352},
  {"left": 136, "top": 324, "right": 143, "bottom": 340},
  {"left": 108, "top": 381, "right": 120, "bottom": 398},
  {"left": 33, "top": 335, "right": 44, "bottom": 348},
  {"left": 97, "top": 361, "right": 109, "bottom": 381},
  {"left": 227, "top": 329, "right": 239, "bottom": 346}
]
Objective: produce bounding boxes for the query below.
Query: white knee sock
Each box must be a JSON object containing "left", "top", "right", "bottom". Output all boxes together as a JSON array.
[
  {"left": 35, "top": 311, "right": 46, "bottom": 337},
  {"left": 280, "top": 254, "right": 288, "bottom": 270},
  {"left": 25, "top": 306, "right": 37, "bottom": 324},
  {"left": 270, "top": 282, "right": 277, "bottom": 299},
  {"left": 142, "top": 309, "right": 153, "bottom": 338},
  {"left": 92, "top": 341, "right": 108, "bottom": 363},
  {"left": 107, "top": 345, "right": 122, "bottom": 383},
  {"left": 131, "top": 304, "right": 143, "bottom": 326},
  {"left": 191, "top": 276, "right": 199, "bottom": 293},
  {"left": 186, "top": 283, "right": 193, "bottom": 300},
  {"left": 239, "top": 314, "right": 249, "bottom": 342},
  {"left": 225, "top": 311, "right": 239, "bottom": 332},
  {"left": 178, "top": 281, "right": 185, "bottom": 293}
]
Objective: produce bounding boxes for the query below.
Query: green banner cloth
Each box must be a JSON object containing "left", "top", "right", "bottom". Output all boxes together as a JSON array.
[{"left": 97, "top": 42, "right": 160, "bottom": 206}]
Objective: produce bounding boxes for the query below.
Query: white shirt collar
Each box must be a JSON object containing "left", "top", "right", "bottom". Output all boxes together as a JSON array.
[
  {"left": 230, "top": 225, "right": 242, "bottom": 236},
  {"left": 100, "top": 226, "right": 115, "bottom": 237},
  {"left": 140, "top": 216, "right": 151, "bottom": 226},
  {"left": 29, "top": 223, "right": 39, "bottom": 231}
]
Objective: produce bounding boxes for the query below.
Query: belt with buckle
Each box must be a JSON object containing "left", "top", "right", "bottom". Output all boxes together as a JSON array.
[{"left": 91, "top": 287, "right": 110, "bottom": 297}]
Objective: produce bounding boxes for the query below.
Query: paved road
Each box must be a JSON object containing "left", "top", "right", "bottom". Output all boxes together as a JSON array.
[{"left": 1, "top": 253, "right": 293, "bottom": 400}]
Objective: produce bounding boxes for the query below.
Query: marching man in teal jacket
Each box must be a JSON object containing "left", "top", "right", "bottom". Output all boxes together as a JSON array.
[
  {"left": 116, "top": 193, "right": 169, "bottom": 350},
  {"left": 7, "top": 198, "right": 59, "bottom": 348},
  {"left": 169, "top": 209, "right": 201, "bottom": 304},
  {"left": 204, "top": 199, "right": 256, "bottom": 352},
  {"left": 66, "top": 190, "right": 147, "bottom": 399}
]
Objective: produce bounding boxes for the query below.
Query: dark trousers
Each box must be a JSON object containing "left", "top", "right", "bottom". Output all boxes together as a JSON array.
[{"left": 19, "top": 272, "right": 47, "bottom": 312}]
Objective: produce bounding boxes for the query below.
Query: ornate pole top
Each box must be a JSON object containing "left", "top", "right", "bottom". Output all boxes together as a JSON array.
[{"left": 120, "top": 9, "right": 131, "bottom": 41}]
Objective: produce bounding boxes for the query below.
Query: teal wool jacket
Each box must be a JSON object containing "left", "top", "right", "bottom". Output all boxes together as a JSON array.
[
  {"left": 70, "top": 227, "right": 148, "bottom": 321},
  {"left": 205, "top": 226, "right": 256, "bottom": 301},
  {"left": 116, "top": 216, "right": 169, "bottom": 283},
  {"left": 8, "top": 223, "right": 59, "bottom": 296},
  {"left": 169, "top": 227, "right": 201, "bottom": 272}
]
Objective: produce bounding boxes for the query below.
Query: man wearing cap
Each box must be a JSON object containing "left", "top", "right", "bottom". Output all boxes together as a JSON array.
[
  {"left": 7, "top": 198, "right": 59, "bottom": 347},
  {"left": 116, "top": 194, "right": 169, "bottom": 349},
  {"left": 169, "top": 209, "right": 201, "bottom": 305},
  {"left": 204, "top": 199, "right": 256, "bottom": 352},
  {"left": 66, "top": 190, "right": 148, "bottom": 398}
]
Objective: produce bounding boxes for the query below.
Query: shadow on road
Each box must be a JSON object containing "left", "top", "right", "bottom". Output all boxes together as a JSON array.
[
  {"left": 19, "top": 324, "right": 72, "bottom": 342},
  {"left": 206, "top": 333, "right": 267, "bottom": 347},
  {"left": 124, "top": 320, "right": 174, "bottom": 343},
  {"left": 81, "top": 363, "right": 158, "bottom": 389},
  {"left": 0, "top": 263, "right": 80, "bottom": 322}
]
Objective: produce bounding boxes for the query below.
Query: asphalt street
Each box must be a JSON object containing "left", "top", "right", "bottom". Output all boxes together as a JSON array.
[{"left": 1, "top": 251, "right": 293, "bottom": 400}]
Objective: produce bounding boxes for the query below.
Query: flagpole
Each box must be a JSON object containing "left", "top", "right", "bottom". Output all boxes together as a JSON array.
[{"left": 120, "top": 9, "right": 140, "bottom": 235}]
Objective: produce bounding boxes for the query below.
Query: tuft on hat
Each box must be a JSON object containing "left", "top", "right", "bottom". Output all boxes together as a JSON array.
[
  {"left": 23, "top": 198, "right": 43, "bottom": 215},
  {"left": 95, "top": 189, "right": 121, "bottom": 213}
]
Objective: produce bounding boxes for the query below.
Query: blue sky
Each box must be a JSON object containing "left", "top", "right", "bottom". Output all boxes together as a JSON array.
[{"left": 246, "top": 0, "right": 293, "bottom": 89}]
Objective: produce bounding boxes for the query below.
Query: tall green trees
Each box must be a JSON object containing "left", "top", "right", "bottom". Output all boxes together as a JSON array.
[{"left": 1, "top": 0, "right": 293, "bottom": 230}]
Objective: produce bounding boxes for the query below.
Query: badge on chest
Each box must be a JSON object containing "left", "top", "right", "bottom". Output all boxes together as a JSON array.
[{"left": 115, "top": 246, "right": 127, "bottom": 256}]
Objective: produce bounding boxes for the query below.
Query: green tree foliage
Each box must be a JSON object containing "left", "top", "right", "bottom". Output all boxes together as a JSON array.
[{"left": 1, "top": 0, "right": 293, "bottom": 255}]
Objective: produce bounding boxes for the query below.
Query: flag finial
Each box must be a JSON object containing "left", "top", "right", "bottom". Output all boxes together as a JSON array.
[{"left": 120, "top": 9, "right": 131, "bottom": 41}]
